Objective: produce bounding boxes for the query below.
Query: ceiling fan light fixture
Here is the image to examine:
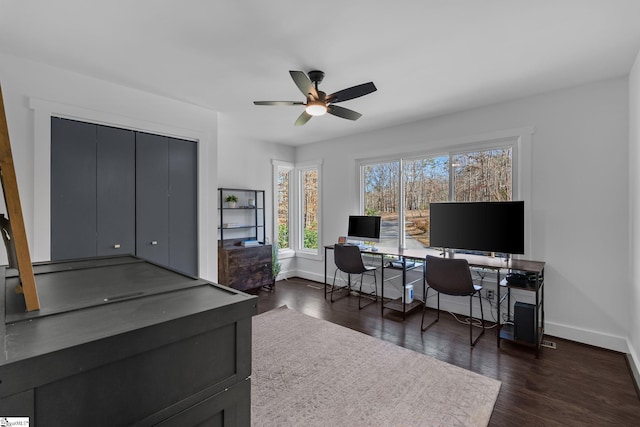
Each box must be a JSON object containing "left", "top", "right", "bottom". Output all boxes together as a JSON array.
[
  {"left": 254, "top": 70, "right": 376, "bottom": 126},
  {"left": 305, "top": 100, "right": 327, "bottom": 116}
]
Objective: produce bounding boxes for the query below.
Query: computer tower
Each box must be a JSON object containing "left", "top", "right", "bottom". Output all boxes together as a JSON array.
[{"left": 514, "top": 302, "right": 536, "bottom": 343}]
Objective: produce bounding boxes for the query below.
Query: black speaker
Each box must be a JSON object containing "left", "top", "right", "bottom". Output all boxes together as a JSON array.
[{"left": 514, "top": 302, "right": 536, "bottom": 343}]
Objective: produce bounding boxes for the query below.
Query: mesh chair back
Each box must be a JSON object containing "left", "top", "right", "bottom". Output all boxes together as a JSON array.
[
  {"left": 334, "top": 244, "right": 367, "bottom": 275},
  {"left": 425, "top": 255, "right": 475, "bottom": 296}
]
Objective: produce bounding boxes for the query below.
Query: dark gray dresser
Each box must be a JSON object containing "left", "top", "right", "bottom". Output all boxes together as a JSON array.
[{"left": 0, "top": 256, "right": 256, "bottom": 426}]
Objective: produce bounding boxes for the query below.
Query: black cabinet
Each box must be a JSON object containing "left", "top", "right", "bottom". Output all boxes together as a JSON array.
[
  {"left": 51, "top": 118, "right": 197, "bottom": 276},
  {"left": 0, "top": 256, "right": 255, "bottom": 426}
]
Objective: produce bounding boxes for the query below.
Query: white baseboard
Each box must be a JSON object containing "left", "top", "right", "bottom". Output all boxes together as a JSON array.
[
  {"left": 544, "top": 322, "right": 629, "bottom": 353},
  {"left": 626, "top": 343, "right": 640, "bottom": 397}
]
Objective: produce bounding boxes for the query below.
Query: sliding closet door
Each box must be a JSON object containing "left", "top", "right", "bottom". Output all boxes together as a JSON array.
[
  {"left": 168, "top": 138, "right": 198, "bottom": 275},
  {"left": 135, "top": 133, "right": 170, "bottom": 267},
  {"left": 51, "top": 118, "right": 97, "bottom": 260},
  {"left": 96, "top": 126, "right": 135, "bottom": 256}
]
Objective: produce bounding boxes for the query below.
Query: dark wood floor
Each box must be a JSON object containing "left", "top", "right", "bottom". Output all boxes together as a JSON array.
[{"left": 252, "top": 277, "right": 640, "bottom": 426}]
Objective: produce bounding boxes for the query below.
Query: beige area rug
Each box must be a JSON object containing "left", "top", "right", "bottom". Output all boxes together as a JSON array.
[{"left": 251, "top": 306, "right": 501, "bottom": 427}]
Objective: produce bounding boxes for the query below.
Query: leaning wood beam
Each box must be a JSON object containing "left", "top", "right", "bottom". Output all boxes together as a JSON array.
[{"left": 0, "top": 85, "right": 40, "bottom": 311}]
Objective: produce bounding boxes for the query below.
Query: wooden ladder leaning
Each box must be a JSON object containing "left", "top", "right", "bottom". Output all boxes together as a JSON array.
[{"left": 0, "top": 85, "right": 40, "bottom": 311}]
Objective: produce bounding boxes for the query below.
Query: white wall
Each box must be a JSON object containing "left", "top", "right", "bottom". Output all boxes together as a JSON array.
[
  {"left": 217, "top": 121, "right": 296, "bottom": 275},
  {"left": 297, "top": 77, "right": 630, "bottom": 352},
  {"left": 0, "top": 53, "right": 219, "bottom": 280},
  {"left": 629, "top": 50, "right": 640, "bottom": 370}
]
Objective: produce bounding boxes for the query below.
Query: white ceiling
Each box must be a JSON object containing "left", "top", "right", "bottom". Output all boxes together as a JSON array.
[{"left": 1, "top": 1, "right": 640, "bottom": 146}]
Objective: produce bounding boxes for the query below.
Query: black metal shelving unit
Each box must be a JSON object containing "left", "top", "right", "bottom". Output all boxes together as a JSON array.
[
  {"left": 496, "top": 262, "right": 545, "bottom": 358},
  {"left": 218, "top": 188, "right": 266, "bottom": 243}
]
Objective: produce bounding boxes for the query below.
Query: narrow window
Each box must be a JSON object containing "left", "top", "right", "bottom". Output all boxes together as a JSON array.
[
  {"left": 277, "top": 167, "right": 291, "bottom": 250},
  {"left": 301, "top": 167, "right": 319, "bottom": 251}
]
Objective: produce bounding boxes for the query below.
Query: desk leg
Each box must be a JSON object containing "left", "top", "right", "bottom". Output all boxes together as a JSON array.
[
  {"left": 402, "top": 257, "right": 407, "bottom": 319},
  {"left": 380, "top": 254, "right": 385, "bottom": 315},
  {"left": 324, "top": 246, "right": 328, "bottom": 299},
  {"left": 497, "top": 270, "right": 501, "bottom": 348}
]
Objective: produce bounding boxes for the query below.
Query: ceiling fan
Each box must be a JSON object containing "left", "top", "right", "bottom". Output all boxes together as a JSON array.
[{"left": 254, "top": 70, "right": 377, "bottom": 126}]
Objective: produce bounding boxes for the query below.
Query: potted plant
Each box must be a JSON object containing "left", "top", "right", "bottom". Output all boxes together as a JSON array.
[
  {"left": 225, "top": 194, "right": 238, "bottom": 208},
  {"left": 271, "top": 243, "right": 281, "bottom": 288}
]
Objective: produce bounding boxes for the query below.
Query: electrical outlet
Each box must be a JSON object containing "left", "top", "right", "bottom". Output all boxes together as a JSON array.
[
  {"left": 486, "top": 289, "right": 495, "bottom": 300},
  {"left": 541, "top": 339, "right": 557, "bottom": 349}
]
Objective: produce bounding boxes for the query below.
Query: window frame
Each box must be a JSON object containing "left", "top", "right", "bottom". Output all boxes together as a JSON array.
[
  {"left": 357, "top": 128, "right": 532, "bottom": 252},
  {"left": 295, "top": 160, "right": 322, "bottom": 260},
  {"left": 272, "top": 160, "right": 295, "bottom": 259},
  {"left": 272, "top": 159, "right": 323, "bottom": 260}
]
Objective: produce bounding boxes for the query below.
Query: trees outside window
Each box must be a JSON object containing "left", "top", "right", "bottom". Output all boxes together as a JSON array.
[
  {"left": 363, "top": 161, "right": 399, "bottom": 248},
  {"left": 276, "top": 166, "right": 291, "bottom": 249},
  {"left": 361, "top": 143, "right": 514, "bottom": 249},
  {"left": 452, "top": 148, "right": 512, "bottom": 202},
  {"left": 403, "top": 156, "right": 449, "bottom": 248},
  {"left": 301, "top": 168, "right": 319, "bottom": 250}
]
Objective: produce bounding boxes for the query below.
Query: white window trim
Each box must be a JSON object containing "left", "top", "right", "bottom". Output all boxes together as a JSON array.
[
  {"left": 272, "top": 159, "right": 323, "bottom": 260},
  {"left": 272, "top": 160, "right": 295, "bottom": 259},
  {"left": 295, "top": 160, "right": 323, "bottom": 260}
]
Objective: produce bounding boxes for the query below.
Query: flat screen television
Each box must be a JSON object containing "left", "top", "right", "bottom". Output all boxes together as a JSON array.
[
  {"left": 347, "top": 215, "right": 381, "bottom": 242},
  {"left": 429, "top": 201, "right": 524, "bottom": 254}
]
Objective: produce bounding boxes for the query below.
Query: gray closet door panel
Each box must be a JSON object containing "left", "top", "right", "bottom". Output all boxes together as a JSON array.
[
  {"left": 168, "top": 138, "right": 198, "bottom": 276},
  {"left": 51, "top": 118, "right": 97, "bottom": 260},
  {"left": 96, "top": 125, "right": 136, "bottom": 257},
  {"left": 52, "top": 119, "right": 198, "bottom": 272},
  {"left": 136, "top": 133, "right": 170, "bottom": 266}
]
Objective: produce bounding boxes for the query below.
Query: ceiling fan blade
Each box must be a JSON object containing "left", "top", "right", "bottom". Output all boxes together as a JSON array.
[
  {"left": 294, "top": 111, "right": 313, "bottom": 126},
  {"left": 327, "top": 105, "right": 362, "bottom": 121},
  {"left": 326, "top": 82, "right": 377, "bottom": 104},
  {"left": 290, "top": 70, "right": 319, "bottom": 99},
  {"left": 254, "top": 101, "right": 304, "bottom": 106}
]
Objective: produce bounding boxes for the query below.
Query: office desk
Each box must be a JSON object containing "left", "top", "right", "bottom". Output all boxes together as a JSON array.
[
  {"left": 324, "top": 245, "right": 546, "bottom": 356},
  {"left": 324, "top": 245, "right": 435, "bottom": 318}
]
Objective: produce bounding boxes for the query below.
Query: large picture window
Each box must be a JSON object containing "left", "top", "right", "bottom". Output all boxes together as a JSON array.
[{"left": 360, "top": 141, "right": 516, "bottom": 249}]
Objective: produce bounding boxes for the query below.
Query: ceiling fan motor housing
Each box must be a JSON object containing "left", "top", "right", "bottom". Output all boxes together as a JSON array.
[{"left": 308, "top": 70, "right": 325, "bottom": 84}]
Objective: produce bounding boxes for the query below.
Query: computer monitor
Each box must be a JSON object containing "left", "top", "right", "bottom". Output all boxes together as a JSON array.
[
  {"left": 347, "top": 215, "right": 381, "bottom": 243},
  {"left": 429, "top": 201, "right": 525, "bottom": 254}
]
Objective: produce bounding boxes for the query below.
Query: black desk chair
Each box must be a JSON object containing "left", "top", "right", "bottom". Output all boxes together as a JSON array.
[
  {"left": 421, "top": 255, "right": 485, "bottom": 346},
  {"left": 330, "top": 244, "right": 378, "bottom": 309}
]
